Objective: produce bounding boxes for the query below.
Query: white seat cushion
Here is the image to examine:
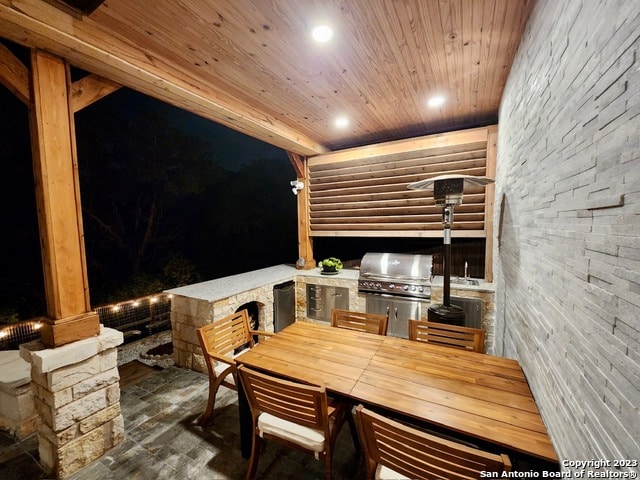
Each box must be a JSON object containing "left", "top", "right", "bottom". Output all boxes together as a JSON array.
[
  {"left": 213, "top": 348, "right": 249, "bottom": 383},
  {"left": 213, "top": 362, "right": 235, "bottom": 383},
  {"left": 258, "top": 412, "right": 326, "bottom": 452},
  {"left": 376, "top": 464, "right": 410, "bottom": 480}
]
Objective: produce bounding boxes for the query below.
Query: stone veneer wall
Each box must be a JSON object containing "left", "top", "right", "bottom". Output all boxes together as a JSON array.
[
  {"left": 495, "top": 0, "right": 640, "bottom": 464},
  {"left": 0, "top": 351, "right": 39, "bottom": 439},
  {"left": 19, "top": 327, "right": 125, "bottom": 478},
  {"left": 171, "top": 284, "right": 275, "bottom": 373}
]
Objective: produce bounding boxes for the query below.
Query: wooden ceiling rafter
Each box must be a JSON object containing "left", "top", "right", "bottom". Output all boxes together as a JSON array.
[
  {"left": 70, "top": 73, "right": 122, "bottom": 112},
  {"left": 42, "top": 0, "right": 106, "bottom": 17},
  {"left": 0, "top": 39, "right": 123, "bottom": 111},
  {"left": 0, "top": 41, "right": 31, "bottom": 105}
]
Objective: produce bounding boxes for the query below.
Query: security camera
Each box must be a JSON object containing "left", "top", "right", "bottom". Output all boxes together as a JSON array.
[{"left": 290, "top": 180, "right": 304, "bottom": 195}]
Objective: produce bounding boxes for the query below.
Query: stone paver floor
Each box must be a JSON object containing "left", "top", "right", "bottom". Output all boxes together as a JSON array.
[{"left": 0, "top": 364, "right": 364, "bottom": 480}]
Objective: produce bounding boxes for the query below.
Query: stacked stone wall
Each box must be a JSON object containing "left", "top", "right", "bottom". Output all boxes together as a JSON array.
[
  {"left": 20, "top": 327, "right": 124, "bottom": 478},
  {"left": 0, "top": 351, "right": 39, "bottom": 438},
  {"left": 496, "top": 0, "right": 640, "bottom": 464},
  {"left": 171, "top": 284, "right": 274, "bottom": 373}
]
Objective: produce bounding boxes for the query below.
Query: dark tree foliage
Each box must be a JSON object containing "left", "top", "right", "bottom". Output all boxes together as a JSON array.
[
  {"left": 1, "top": 78, "right": 297, "bottom": 317},
  {"left": 76, "top": 98, "right": 223, "bottom": 300},
  {"left": 74, "top": 89, "right": 297, "bottom": 304}
]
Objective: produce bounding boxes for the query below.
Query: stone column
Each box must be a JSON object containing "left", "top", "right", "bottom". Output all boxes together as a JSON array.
[{"left": 20, "top": 327, "right": 125, "bottom": 478}]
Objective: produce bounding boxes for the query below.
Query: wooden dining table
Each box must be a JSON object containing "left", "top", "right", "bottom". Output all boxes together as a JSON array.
[{"left": 235, "top": 321, "right": 558, "bottom": 466}]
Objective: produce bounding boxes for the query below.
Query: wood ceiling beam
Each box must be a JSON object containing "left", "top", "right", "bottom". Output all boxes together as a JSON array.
[
  {"left": 308, "top": 127, "right": 490, "bottom": 166},
  {"left": 0, "top": 0, "right": 328, "bottom": 156},
  {"left": 70, "top": 73, "right": 121, "bottom": 112},
  {"left": 286, "top": 151, "right": 305, "bottom": 179},
  {"left": 0, "top": 41, "right": 31, "bottom": 105}
]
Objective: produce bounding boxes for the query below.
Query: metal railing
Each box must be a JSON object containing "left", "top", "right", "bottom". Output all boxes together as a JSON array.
[
  {"left": 0, "top": 293, "right": 173, "bottom": 350},
  {"left": 0, "top": 320, "right": 44, "bottom": 350}
]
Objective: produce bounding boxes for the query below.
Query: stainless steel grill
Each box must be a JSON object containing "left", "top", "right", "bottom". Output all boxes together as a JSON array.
[
  {"left": 358, "top": 252, "right": 433, "bottom": 300},
  {"left": 358, "top": 252, "right": 433, "bottom": 338}
]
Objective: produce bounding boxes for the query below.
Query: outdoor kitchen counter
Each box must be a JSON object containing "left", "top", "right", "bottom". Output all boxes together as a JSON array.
[
  {"left": 165, "top": 267, "right": 492, "bottom": 303},
  {"left": 430, "top": 275, "right": 495, "bottom": 293},
  {"left": 165, "top": 264, "right": 359, "bottom": 303}
]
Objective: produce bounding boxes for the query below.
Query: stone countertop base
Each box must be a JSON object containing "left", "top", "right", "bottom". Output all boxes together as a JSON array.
[
  {"left": 165, "top": 264, "right": 360, "bottom": 302},
  {"left": 164, "top": 265, "right": 493, "bottom": 303}
]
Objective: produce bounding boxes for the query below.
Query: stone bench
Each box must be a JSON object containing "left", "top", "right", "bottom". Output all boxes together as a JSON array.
[{"left": 0, "top": 350, "right": 39, "bottom": 438}]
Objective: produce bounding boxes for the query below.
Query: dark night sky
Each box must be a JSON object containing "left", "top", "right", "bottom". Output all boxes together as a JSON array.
[{"left": 104, "top": 88, "right": 289, "bottom": 171}]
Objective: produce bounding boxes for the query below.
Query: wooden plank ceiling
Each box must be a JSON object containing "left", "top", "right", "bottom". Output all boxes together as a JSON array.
[{"left": 0, "top": 0, "right": 533, "bottom": 156}]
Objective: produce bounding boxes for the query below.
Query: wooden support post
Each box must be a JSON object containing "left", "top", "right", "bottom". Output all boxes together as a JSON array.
[
  {"left": 286, "top": 151, "right": 315, "bottom": 269},
  {"left": 29, "top": 50, "right": 99, "bottom": 347},
  {"left": 295, "top": 175, "right": 315, "bottom": 269}
]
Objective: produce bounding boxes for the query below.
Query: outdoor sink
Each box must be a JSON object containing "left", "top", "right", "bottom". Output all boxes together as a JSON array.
[{"left": 451, "top": 277, "right": 480, "bottom": 286}]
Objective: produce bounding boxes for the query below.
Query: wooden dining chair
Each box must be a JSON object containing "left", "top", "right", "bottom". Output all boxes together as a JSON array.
[
  {"left": 408, "top": 319, "right": 485, "bottom": 353},
  {"left": 331, "top": 309, "right": 389, "bottom": 335},
  {"left": 355, "top": 405, "right": 510, "bottom": 480},
  {"left": 237, "top": 365, "right": 355, "bottom": 480},
  {"left": 196, "top": 309, "right": 274, "bottom": 425}
]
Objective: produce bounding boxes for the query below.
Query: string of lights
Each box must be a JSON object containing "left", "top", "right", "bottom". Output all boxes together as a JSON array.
[{"left": 0, "top": 293, "right": 173, "bottom": 350}]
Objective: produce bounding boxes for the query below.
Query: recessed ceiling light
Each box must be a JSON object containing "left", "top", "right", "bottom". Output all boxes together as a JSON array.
[
  {"left": 428, "top": 96, "right": 445, "bottom": 108},
  {"left": 335, "top": 116, "right": 349, "bottom": 128},
  {"left": 312, "top": 25, "right": 333, "bottom": 43}
]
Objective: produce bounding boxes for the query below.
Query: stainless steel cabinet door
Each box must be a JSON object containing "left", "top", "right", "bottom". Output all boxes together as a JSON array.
[
  {"left": 326, "top": 287, "right": 348, "bottom": 317},
  {"left": 389, "top": 297, "right": 427, "bottom": 338},
  {"left": 365, "top": 294, "right": 393, "bottom": 317},
  {"left": 366, "top": 294, "right": 428, "bottom": 338},
  {"left": 306, "top": 284, "right": 349, "bottom": 322}
]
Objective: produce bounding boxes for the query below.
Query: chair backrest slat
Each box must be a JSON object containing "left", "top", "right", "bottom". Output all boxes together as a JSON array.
[
  {"left": 238, "top": 365, "right": 329, "bottom": 432},
  {"left": 331, "top": 309, "right": 389, "bottom": 335},
  {"left": 356, "top": 405, "right": 510, "bottom": 480},
  {"left": 408, "top": 319, "right": 485, "bottom": 353},
  {"left": 199, "top": 310, "right": 253, "bottom": 357}
]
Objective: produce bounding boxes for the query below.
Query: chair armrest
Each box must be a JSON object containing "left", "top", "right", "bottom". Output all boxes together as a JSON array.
[
  {"left": 206, "top": 351, "right": 236, "bottom": 365},
  {"left": 250, "top": 329, "right": 275, "bottom": 338}
]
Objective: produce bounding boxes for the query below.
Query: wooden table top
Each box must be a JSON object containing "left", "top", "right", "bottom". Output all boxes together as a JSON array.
[
  {"left": 236, "top": 321, "right": 557, "bottom": 463},
  {"left": 237, "top": 321, "right": 384, "bottom": 395}
]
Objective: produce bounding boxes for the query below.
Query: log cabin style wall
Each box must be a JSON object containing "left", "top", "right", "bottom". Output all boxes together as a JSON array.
[{"left": 305, "top": 125, "right": 497, "bottom": 280}]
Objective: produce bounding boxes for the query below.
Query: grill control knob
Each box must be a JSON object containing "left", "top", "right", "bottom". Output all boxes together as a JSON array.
[
  {"left": 389, "top": 284, "right": 395, "bottom": 290},
  {"left": 403, "top": 285, "right": 409, "bottom": 291},
  {"left": 418, "top": 287, "right": 424, "bottom": 293},
  {"left": 411, "top": 286, "right": 416, "bottom": 291},
  {"left": 375, "top": 283, "right": 381, "bottom": 289}
]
